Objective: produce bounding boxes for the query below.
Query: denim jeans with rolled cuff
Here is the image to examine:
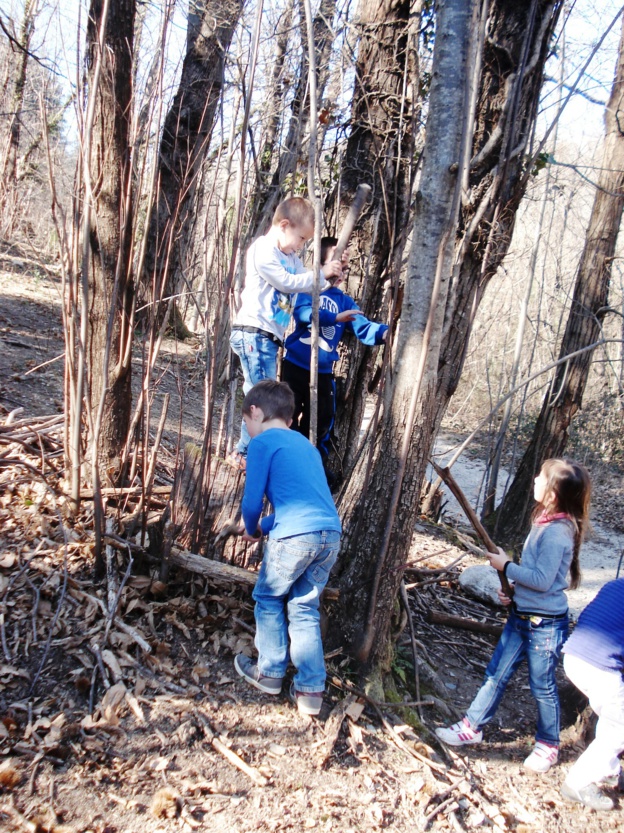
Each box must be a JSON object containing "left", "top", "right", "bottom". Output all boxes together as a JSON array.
[
  {"left": 252, "top": 530, "right": 340, "bottom": 693},
  {"left": 229, "top": 329, "right": 279, "bottom": 454},
  {"left": 465, "top": 608, "right": 568, "bottom": 745}
]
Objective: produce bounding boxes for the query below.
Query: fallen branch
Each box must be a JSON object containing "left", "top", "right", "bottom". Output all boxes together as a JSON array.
[
  {"left": 426, "top": 608, "right": 503, "bottom": 637},
  {"left": 330, "top": 676, "right": 449, "bottom": 777},
  {"left": 169, "top": 546, "right": 339, "bottom": 598},
  {"left": 429, "top": 460, "right": 513, "bottom": 598},
  {"left": 320, "top": 693, "right": 358, "bottom": 766},
  {"left": 197, "top": 710, "right": 268, "bottom": 787}
]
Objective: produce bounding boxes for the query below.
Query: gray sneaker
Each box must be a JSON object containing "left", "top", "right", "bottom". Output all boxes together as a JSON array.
[
  {"left": 289, "top": 682, "right": 324, "bottom": 716},
  {"left": 561, "top": 782, "right": 614, "bottom": 811},
  {"left": 234, "top": 654, "right": 282, "bottom": 694}
]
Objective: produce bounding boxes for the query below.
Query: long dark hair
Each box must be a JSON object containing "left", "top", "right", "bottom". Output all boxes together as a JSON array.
[{"left": 533, "top": 458, "right": 591, "bottom": 590}]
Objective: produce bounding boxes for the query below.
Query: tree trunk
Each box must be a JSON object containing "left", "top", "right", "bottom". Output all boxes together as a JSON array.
[
  {"left": 494, "top": 14, "right": 624, "bottom": 544},
  {"left": 0, "top": 0, "right": 39, "bottom": 230},
  {"left": 329, "top": 0, "right": 475, "bottom": 672},
  {"left": 86, "top": 0, "right": 136, "bottom": 480},
  {"left": 330, "top": 0, "right": 563, "bottom": 674},
  {"left": 249, "top": 0, "right": 337, "bottom": 236},
  {"left": 143, "top": 0, "right": 243, "bottom": 323},
  {"left": 327, "top": 0, "right": 418, "bottom": 479}
]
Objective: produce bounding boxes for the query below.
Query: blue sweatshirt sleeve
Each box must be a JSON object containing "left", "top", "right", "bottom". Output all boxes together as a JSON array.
[
  {"left": 241, "top": 440, "right": 271, "bottom": 535},
  {"left": 293, "top": 292, "right": 338, "bottom": 327},
  {"left": 348, "top": 302, "right": 388, "bottom": 346}
]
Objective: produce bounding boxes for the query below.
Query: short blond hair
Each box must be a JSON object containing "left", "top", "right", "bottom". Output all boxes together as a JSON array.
[{"left": 272, "top": 197, "right": 315, "bottom": 229}]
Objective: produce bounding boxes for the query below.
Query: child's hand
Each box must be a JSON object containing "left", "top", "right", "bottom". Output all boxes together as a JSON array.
[
  {"left": 497, "top": 588, "right": 513, "bottom": 606},
  {"left": 336, "top": 309, "right": 359, "bottom": 323},
  {"left": 323, "top": 259, "right": 343, "bottom": 279},
  {"left": 488, "top": 546, "right": 511, "bottom": 572},
  {"left": 234, "top": 524, "right": 262, "bottom": 542}
]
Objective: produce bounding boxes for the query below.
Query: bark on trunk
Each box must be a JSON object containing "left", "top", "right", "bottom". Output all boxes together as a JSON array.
[
  {"left": 329, "top": 0, "right": 474, "bottom": 670},
  {"left": 249, "top": 0, "right": 337, "bottom": 236},
  {"left": 86, "top": 0, "right": 136, "bottom": 480},
  {"left": 494, "top": 15, "right": 624, "bottom": 544},
  {"left": 330, "top": 0, "right": 563, "bottom": 673},
  {"left": 0, "top": 0, "right": 38, "bottom": 227},
  {"left": 143, "top": 0, "right": 243, "bottom": 321},
  {"left": 327, "top": 0, "right": 417, "bottom": 479}
]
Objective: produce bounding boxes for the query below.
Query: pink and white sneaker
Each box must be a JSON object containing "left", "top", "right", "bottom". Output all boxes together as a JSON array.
[
  {"left": 523, "top": 742, "right": 559, "bottom": 773},
  {"left": 435, "top": 717, "right": 483, "bottom": 746}
]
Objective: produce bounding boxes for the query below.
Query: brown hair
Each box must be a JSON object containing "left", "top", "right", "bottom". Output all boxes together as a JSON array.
[
  {"left": 533, "top": 458, "right": 591, "bottom": 590},
  {"left": 272, "top": 197, "right": 315, "bottom": 229},
  {"left": 320, "top": 236, "right": 338, "bottom": 265},
  {"left": 242, "top": 380, "right": 295, "bottom": 423}
]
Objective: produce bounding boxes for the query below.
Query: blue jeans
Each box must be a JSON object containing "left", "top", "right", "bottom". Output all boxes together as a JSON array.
[
  {"left": 465, "top": 609, "right": 568, "bottom": 745},
  {"left": 252, "top": 530, "right": 340, "bottom": 692},
  {"left": 229, "top": 329, "right": 279, "bottom": 454}
]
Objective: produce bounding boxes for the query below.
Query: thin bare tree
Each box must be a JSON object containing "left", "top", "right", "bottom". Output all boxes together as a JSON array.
[{"left": 496, "top": 10, "right": 624, "bottom": 543}]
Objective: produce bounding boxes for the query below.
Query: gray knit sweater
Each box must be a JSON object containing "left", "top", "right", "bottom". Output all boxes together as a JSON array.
[{"left": 506, "top": 520, "right": 574, "bottom": 615}]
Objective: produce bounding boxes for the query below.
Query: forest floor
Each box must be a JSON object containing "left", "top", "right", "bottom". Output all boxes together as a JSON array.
[{"left": 1, "top": 252, "right": 623, "bottom": 832}]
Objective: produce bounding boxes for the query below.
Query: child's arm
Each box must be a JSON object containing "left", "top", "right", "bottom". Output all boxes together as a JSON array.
[
  {"left": 504, "top": 525, "right": 571, "bottom": 592},
  {"left": 255, "top": 242, "right": 341, "bottom": 294},
  {"left": 292, "top": 293, "right": 340, "bottom": 328},
  {"left": 241, "top": 441, "right": 273, "bottom": 536},
  {"left": 347, "top": 301, "right": 389, "bottom": 346}
]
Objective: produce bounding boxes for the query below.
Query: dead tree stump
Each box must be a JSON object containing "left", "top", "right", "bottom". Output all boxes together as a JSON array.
[{"left": 164, "top": 443, "right": 260, "bottom": 570}]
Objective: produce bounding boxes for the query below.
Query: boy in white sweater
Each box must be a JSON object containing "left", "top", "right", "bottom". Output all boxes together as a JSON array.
[{"left": 228, "top": 198, "right": 341, "bottom": 468}]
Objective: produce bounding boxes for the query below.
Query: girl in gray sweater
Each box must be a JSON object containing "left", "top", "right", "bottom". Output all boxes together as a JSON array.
[{"left": 436, "top": 459, "right": 591, "bottom": 773}]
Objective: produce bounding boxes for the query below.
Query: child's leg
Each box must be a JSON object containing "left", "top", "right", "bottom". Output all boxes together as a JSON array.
[
  {"left": 525, "top": 616, "right": 568, "bottom": 746},
  {"left": 316, "top": 374, "right": 335, "bottom": 459},
  {"left": 563, "top": 654, "right": 624, "bottom": 789},
  {"left": 281, "top": 361, "right": 309, "bottom": 434},
  {"left": 229, "top": 330, "right": 279, "bottom": 453},
  {"left": 464, "top": 613, "right": 526, "bottom": 729},
  {"left": 251, "top": 539, "right": 293, "bottom": 680},
  {"left": 286, "top": 531, "right": 340, "bottom": 692}
]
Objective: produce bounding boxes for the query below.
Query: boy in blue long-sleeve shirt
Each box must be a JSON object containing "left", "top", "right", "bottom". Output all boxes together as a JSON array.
[
  {"left": 233, "top": 380, "right": 341, "bottom": 717},
  {"left": 282, "top": 237, "right": 388, "bottom": 462}
]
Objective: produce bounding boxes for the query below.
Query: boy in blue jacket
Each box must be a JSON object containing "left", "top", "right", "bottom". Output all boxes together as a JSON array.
[
  {"left": 282, "top": 237, "right": 388, "bottom": 462},
  {"left": 233, "top": 380, "right": 341, "bottom": 717}
]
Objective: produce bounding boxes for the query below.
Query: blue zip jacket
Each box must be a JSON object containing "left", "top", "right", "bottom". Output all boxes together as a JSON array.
[
  {"left": 284, "top": 286, "right": 388, "bottom": 375},
  {"left": 242, "top": 428, "right": 341, "bottom": 539}
]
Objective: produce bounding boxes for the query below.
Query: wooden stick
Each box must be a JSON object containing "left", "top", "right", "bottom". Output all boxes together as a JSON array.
[
  {"left": 429, "top": 460, "right": 514, "bottom": 598},
  {"left": 196, "top": 710, "right": 268, "bottom": 787},
  {"left": 332, "top": 183, "right": 372, "bottom": 261},
  {"left": 426, "top": 608, "right": 503, "bottom": 637},
  {"left": 168, "top": 545, "right": 340, "bottom": 598},
  {"left": 210, "top": 736, "right": 268, "bottom": 787},
  {"left": 321, "top": 694, "right": 358, "bottom": 766}
]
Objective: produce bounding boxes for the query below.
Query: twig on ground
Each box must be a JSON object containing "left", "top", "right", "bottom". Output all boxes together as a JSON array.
[
  {"left": 196, "top": 710, "right": 268, "bottom": 787},
  {"left": 330, "top": 675, "right": 450, "bottom": 777}
]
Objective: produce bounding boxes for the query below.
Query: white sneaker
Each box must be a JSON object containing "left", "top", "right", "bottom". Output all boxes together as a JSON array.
[
  {"left": 435, "top": 717, "right": 483, "bottom": 746},
  {"left": 523, "top": 742, "right": 558, "bottom": 772}
]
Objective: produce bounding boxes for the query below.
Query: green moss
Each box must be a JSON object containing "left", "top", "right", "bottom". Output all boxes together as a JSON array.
[{"left": 383, "top": 672, "right": 425, "bottom": 733}]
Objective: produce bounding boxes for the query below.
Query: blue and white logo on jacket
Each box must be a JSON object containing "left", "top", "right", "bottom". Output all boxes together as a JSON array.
[{"left": 300, "top": 295, "right": 339, "bottom": 352}]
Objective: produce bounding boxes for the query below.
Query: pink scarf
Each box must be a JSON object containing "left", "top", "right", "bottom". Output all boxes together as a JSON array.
[{"left": 536, "top": 511, "right": 570, "bottom": 525}]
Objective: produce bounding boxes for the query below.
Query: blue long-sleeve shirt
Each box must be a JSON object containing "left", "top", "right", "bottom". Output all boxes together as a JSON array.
[
  {"left": 563, "top": 579, "right": 624, "bottom": 672},
  {"left": 241, "top": 428, "right": 341, "bottom": 539},
  {"left": 284, "top": 286, "right": 388, "bottom": 375},
  {"left": 506, "top": 520, "right": 575, "bottom": 615}
]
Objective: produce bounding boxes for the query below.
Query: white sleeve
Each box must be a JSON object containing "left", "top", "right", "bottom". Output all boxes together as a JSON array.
[{"left": 253, "top": 240, "right": 328, "bottom": 293}]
